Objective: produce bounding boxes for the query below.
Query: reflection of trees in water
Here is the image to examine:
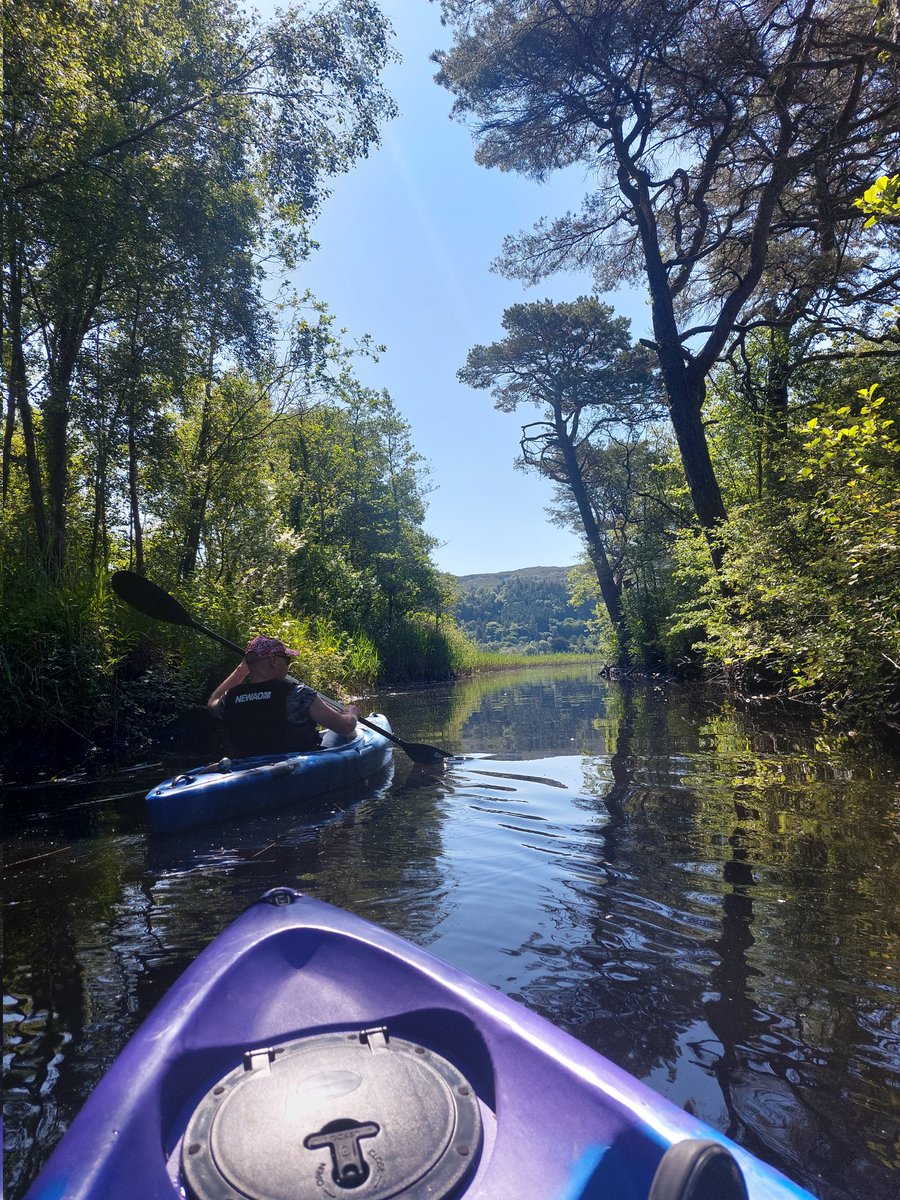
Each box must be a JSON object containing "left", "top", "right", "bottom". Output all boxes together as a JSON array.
[
  {"left": 383, "top": 663, "right": 612, "bottom": 758},
  {"left": 387, "top": 667, "right": 899, "bottom": 1195},
  {"left": 6, "top": 672, "right": 899, "bottom": 1200},
  {"left": 460, "top": 669, "right": 615, "bottom": 757},
  {"left": 5, "top": 899, "right": 88, "bottom": 1198},
  {"left": 703, "top": 804, "right": 760, "bottom": 1139},
  {"left": 299, "top": 760, "right": 455, "bottom": 944},
  {"left": 5, "top": 836, "right": 167, "bottom": 1200},
  {"left": 560, "top": 685, "right": 711, "bottom": 1084},
  {"left": 564, "top": 685, "right": 900, "bottom": 1199}
]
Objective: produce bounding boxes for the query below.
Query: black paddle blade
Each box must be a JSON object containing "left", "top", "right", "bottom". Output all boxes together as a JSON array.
[
  {"left": 399, "top": 741, "right": 454, "bottom": 765},
  {"left": 356, "top": 717, "right": 453, "bottom": 764},
  {"left": 110, "top": 570, "right": 193, "bottom": 627}
]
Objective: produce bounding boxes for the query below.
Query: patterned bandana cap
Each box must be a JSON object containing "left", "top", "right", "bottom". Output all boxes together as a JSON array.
[{"left": 244, "top": 635, "right": 299, "bottom": 659}]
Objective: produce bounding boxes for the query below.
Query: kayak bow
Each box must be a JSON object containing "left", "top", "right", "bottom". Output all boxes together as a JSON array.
[{"left": 25, "top": 889, "right": 816, "bottom": 1200}]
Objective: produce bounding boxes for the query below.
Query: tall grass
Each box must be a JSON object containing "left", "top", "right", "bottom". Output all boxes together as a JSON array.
[
  {"left": 0, "top": 566, "right": 384, "bottom": 768},
  {"left": 0, "top": 567, "right": 120, "bottom": 745},
  {"left": 372, "top": 615, "right": 597, "bottom": 683},
  {"left": 449, "top": 645, "right": 598, "bottom": 673},
  {"left": 372, "top": 614, "right": 458, "bottom": 684},
  {"left": 0, "top": 565, "right": 595, "bottom": 776}
]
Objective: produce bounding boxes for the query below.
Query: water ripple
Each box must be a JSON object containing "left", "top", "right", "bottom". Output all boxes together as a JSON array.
[{"left": 4, "top": 673, "right": 899, "bottom": 1200}]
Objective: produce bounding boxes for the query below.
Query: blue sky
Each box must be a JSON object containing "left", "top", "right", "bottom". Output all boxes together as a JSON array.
[{"left": 287, "top": 2, "right": 650, "bottom": 576}]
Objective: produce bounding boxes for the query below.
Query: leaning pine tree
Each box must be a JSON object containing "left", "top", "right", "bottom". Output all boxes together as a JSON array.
[{"left": 436, "top": 0, "right": 900, "bottom": 563}]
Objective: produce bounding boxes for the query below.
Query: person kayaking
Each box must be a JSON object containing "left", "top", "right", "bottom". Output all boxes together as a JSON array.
[{"left": 207, "top": 635, "right": 360, "bottom": 756}]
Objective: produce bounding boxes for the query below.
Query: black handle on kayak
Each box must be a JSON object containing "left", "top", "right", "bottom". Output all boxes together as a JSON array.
[{"left": 109, "top": 571, "right": 453, "bottom": 764}]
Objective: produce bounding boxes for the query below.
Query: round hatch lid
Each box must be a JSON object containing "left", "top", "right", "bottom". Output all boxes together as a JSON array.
[{"left": 181, "top": 1028, "right": 482, "bottom": 1200}]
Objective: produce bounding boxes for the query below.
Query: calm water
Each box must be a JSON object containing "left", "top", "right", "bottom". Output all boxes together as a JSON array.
[{"left": 4, "top": 668, "right": 899, "bottom": 1200}]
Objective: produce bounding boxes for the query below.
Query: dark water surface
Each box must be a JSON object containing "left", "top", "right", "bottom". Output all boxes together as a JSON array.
[{"left": 4, "top": 668, "right": 899, "bottom": 1200}]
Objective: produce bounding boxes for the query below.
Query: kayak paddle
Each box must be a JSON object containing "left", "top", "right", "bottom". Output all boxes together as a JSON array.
[{"left": 109, "top": 570, "right": 453, "bottom": 764}]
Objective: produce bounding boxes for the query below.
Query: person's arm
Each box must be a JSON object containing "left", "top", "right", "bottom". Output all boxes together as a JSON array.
[
  {"left": 207, "top": 660, "right": 250, "bottom": 712},
  {"left": 307, "top": 693, "right": 361, "bottom": 737}
]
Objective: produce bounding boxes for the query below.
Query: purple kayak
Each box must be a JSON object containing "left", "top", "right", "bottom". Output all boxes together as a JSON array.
[{"left": 25, "top": 889, "right": 816, "bottom": 1200}]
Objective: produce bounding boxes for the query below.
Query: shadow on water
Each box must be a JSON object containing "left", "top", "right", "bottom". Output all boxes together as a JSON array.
[{"left": 3, "top": 667, "right": 899, "bottom": 1200}]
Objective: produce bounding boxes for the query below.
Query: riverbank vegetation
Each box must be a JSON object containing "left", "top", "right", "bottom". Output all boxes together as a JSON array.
[
  {"left": 3, "top": 1, "right": 899, "bottom": 770},
  {"left": 1, "top": 0, "right": 468, "bottom": 768},
  {"left": 441, "top": 0, "right": 900, "bottom": 733}
]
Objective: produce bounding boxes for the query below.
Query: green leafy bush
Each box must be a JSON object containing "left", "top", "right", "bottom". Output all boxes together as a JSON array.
[{"left": 672, "top": 386, "right": 900, "bottom": 727}]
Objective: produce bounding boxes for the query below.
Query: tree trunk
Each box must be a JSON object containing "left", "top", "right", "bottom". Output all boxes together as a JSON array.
[
  {"left": 5, "top": 246, "right": 50, "bottom": 557},
  {"left": 127, "top": 411, "right": 144, "bottom": 575},
  {"left": 179, "top": 338, "right": 216, "bottom": 579},
  {"left": 124, "top": 299, "right": 145, "bottom": 574},
  {"left": 89, "top": 431, "right": 108, "bottom": 575},
  {"left": 43, "top": 371, "right": 73, "bottom": 572},
  {"left": 40, "top": 271, "right": 103, "bottom": 573},
  {"left": 553, "top": 412, "right": 629, "bottom": 653},
  {"left": 2, "top": 375, "right": 14, "bottom": 509},
  {"left": 619, "top": 152, "right": 728, "bottom": 566},
  {"left": 179, "top": 448, "right": 212, "bottom": 578},
  {"left": 663, "top": 363, "right": 728, "bottom": 569}
]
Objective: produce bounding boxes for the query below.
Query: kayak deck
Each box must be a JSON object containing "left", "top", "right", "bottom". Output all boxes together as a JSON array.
[
  {"left": 25, "top": 889, "right": 816, "bottom": 1200},
  {"left": 145, "top": 713, "right": 393, "bottom": 832}
]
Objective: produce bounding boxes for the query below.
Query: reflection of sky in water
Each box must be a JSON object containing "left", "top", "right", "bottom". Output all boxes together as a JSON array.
[{"left": 4, "top": 669, "right": 899, "bottom": 1200}]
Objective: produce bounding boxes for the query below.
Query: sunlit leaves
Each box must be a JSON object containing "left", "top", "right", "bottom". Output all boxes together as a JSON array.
[
  {"left": 286, "top": 385, "right": 442, "bottom": 630},
  {"left": 4, "top": 0, "right": 400, "bottom": 576},
  {"left": 671, "top": 379, "right": 900, "bottom": 727},
  {"left": 855, "top": 175, "right": 900, "bottom": 227}
]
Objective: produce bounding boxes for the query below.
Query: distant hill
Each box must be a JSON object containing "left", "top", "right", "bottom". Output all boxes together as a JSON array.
[
  {"left": 450, "top": 566, "right": 595, "bottom": 654},
  {"left": 454, "top": 565, "right": 574, "bottom": 592}
]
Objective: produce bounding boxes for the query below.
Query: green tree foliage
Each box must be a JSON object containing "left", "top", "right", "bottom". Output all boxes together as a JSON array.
[
  {"left": 145, "top": 371, "right": 297, "bottom": 592},
  {"left": 287, "top": 384, "right": 447, "bottom": 631},
  {"left": 0, "top": 3, "right": 469, "bottom": 765},
  {"left": 436, "top": 1, "right": 900, "bottom": 559},
  {"left": 438, "top": 3, "right": 900, "bottom": 726},
  {"left": 454, "top": 569, "right": 595, "bottom": 653},
  {"left": 0, "top": 336, "right": 458, "bottom": 756},
  {"left": 458, "top": 297, "right": 661, "bottom": 655},
  {"left": 673, "top": 379, "right": 900, "bottom": 728},
  {"left": 3, "top": 0, "right": 397, "bottom": 572}
]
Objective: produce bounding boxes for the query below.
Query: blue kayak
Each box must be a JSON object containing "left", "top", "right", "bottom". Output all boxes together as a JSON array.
[
  {"left": 25, "top": 888, "right": 816, "bottom": 1200},
  {"left": 146, "top": 714, "right": 393, "bottom": 832}
]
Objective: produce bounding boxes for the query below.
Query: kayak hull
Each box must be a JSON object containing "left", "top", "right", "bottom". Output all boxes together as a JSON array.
[
  {"left": 25, "top": 889, "right": 816, "bottom": 1200},
  {"left": 145, "top": 714, "right": 394, "bottom": 832}
]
